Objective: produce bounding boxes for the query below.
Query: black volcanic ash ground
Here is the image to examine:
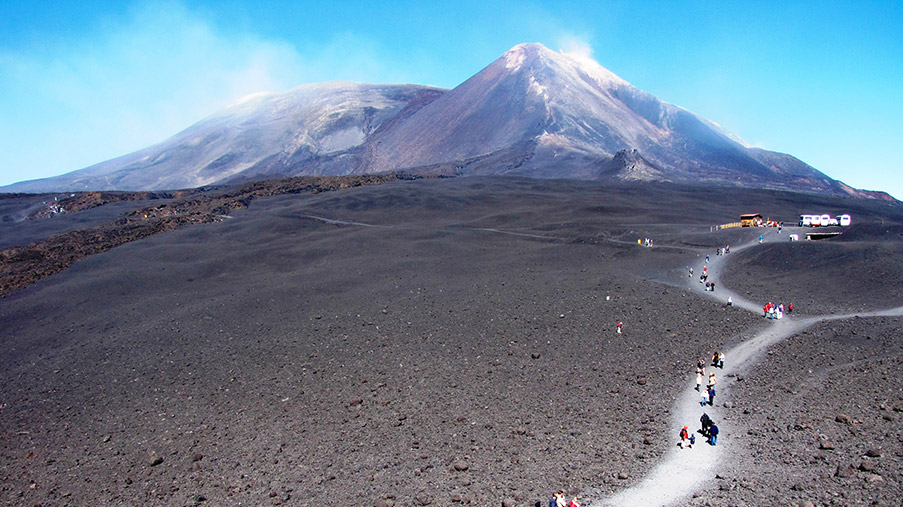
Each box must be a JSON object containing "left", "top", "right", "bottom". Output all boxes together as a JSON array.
[{"left": 1, "top": 177, "right": 902, "bottom": 506}]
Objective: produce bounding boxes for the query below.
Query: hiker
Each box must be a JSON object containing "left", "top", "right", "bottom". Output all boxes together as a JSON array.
[
  {"left": 708, "top": 423, "right": 719, "bottom": 445},
  {"left": 711, "top": 352, "right": 719, "bottom": 368},
  {"left": 705, "top": 281, "right": 711, "bottom": 291},
  {"left": 689, "top": 266, "right": 694, "bottom": 277},
  {"left": 695, "top": 370, "right": 703, "bottom": 391},
  {"left": 710, "top": 281, "right": 715, "bottom": 292},
  {"left": 557, "top": 491, "right": 568, "bottom": 507},
  {"left": 788, "top": 302, "right": 793, "bottom": 314},
  {"left": 569, "top": 497, "right": 581, "bottom": 507},
  {"left": 697, "top": 358, "right": 705, "bottom": 371},
  {"left": 700, "top": 389, "right": 709, "bottom": 407},
  {"left": 707, "top": 373, "right": 717, "bottom": 405},
  {"left": 705, "top": 255, "right": 710, "bottom": 263},
  {"left": 688, "top": 434, "right": 696, "bottom": 447},
  {"left": 700, "top": 413, "right": 713, "bottom": 435},
  {"left": 727, "top": 296, "right": 733, "bottom": 306},
  {"left": 679, "top": 425, "right": 690, "bottom": 448},
  {"left": 759, "top": 235, "right": 764, "bottom": 243},
  {"left": 718, "top": 351, "right": 725, "bottom": 369},
  {"left": 617, "top": 322, "right": 622, "bottom": 334}
]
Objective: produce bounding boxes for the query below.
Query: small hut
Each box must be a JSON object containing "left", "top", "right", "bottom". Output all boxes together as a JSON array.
[{"left": 739, "top": 213, "right": 763, "bottom": 227}]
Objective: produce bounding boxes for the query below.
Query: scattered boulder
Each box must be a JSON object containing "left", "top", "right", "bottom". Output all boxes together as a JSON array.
[
  {"left": 148, "top": 452, "right": 164, "bottom": 467},
  {"left": 858, "top": 461, "right": 876, "bottom": 472},
  {"left": 414, "top": 494, "right": 433, "bottom": 505},
  {"left": 376, "top": 500, "right": 395, "bottom": 507},
  {"left": 834, "top": 465, "right": 856, "bottom": 479},
  {"left": 864, "top": 449, "right": 882, "bottom": 458},
  {"left": 452, "top": 460, "right": 469, "bottom": 472},
  {"left": 835, "top": 413, "right": 852, "bottom": 425},
  {"left": 618, "top": 472, "right": 629, "bottom": 480},
  {"left": 501, "top": 499, "right": 516, "bottom": 507}
]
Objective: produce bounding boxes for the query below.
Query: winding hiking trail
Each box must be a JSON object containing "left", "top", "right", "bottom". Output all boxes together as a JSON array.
[
  {"left": 589, "top": 229, "right": 903, "bottom": 506},
  {"left": 299, "top": 213, "right": 903, "bottom": 504}
]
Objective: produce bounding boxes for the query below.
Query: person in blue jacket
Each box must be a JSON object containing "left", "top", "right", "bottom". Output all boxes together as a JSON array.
[{"left": 708, "top": 424, "right": 719, "bottom": 446}]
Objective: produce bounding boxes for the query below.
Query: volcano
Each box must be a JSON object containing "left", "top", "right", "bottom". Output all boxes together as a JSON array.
[{"left": 1, "top": 43, "right": 892, "bottom": 200}]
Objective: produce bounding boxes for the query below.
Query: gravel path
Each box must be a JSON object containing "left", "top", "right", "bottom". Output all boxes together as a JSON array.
[{"left": 591, "top": 229, "right": 903, "bottom": 506}]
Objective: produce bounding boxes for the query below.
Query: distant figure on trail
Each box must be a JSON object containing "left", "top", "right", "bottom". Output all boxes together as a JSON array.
[
  {"left": 705, "top": 281, "right": 711, "bottom": 291},
  {"left": 708, "top": 423, "right": 719, "bottom": 445},
  {"left": 705, "top": 255, "right": 710, "bottom": 263},
  {"left": 569, "top": 497, "right": 581, "bottom": 507},
  {"left": 695, "top": 370, "right": 704, "bottom": 391},
  {"left": 617, "top": 322, "right": 623, "bottom": 334},
  {"left": 710, "top": 281, "right": 715, "bottom": 292},
  {"left": 788, "top": 302, "right": 793, "bottom": 314},
  {"left": 718, "top": 352, "right": 725, "bottom": 369},
  {"left": 697, "top": 358, "right": 705, "bottom": 371},
  {"left": 707, "top": 373, "right": 717, "bottom": 405},
  {"left": 727, "top": 296, "right": 733, "bottom": 306},
  {"left": 700, "top": 389, "right": 709, "bottom": 407},
  {"left": 679, "top": 425, "right": 690, "bottom": 448},
  {"left": 700, "top": 413, "right": 713, "bottom": 435},
  {"left": 759, "top": 235, "right": 764, "bottom": 243},
  {"left": 711, "top": 352, "right": 719, "bottom": 368},
  {"left": 689, "top": 267, "right": 694, "bottom": 277}
]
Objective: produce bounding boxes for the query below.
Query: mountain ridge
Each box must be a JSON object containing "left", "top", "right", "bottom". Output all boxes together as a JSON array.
[{"left": 1, "top": 43, "right": 894, "bottom": 201}]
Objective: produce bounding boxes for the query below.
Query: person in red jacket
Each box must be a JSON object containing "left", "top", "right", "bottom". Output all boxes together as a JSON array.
[{"left": 679, "top": 425, "right": 690, "bottom": 448}]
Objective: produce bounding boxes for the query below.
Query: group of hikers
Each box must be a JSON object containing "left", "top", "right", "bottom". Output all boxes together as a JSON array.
[
  {"left": 763, "top": 301, "right": 792, "bottom": 319},
  {"left": 682, "top": 353, "right": 724, "bottom": 447},
  {"left": 546, "top": 491, "right": 580, "bottom": 507},
  {"left": 695, "top": 353, "right": 722, "bottom": 405}
]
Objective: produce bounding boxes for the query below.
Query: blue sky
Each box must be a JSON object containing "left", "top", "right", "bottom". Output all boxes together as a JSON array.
[{"left": 2, "top": 0, "right": 901, "bottom": 198}]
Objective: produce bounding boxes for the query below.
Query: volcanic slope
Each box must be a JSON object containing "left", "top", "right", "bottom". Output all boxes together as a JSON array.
[
  {"left": 1, "top": 177, "right": 902, "bottom": 506},
  {"left": 2, "top": 44, "right": 891, "bottom": 201}
]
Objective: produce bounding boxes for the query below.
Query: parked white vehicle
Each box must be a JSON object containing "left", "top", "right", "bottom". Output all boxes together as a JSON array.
[{"left": 799, "top": 213, "right": 849, "bottom": 227}]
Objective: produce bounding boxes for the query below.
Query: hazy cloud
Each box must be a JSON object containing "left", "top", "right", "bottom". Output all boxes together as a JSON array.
[
  {"left": 556, "top": 33, "right": 594, "bottom": 59},
  {"left": 0, "top": 0, "right": 385, "bottom": 185}
]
